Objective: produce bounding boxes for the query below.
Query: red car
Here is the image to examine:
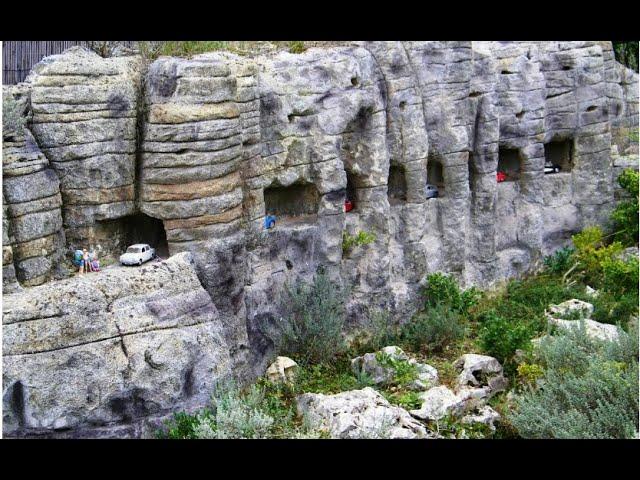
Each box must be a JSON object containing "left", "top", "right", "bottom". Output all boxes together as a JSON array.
[
  {"left": 496, "top": 171, "right": 507, "bottom": 183},
  {"left": 344, "top": 199, "right": 354, "bottom": 212}
]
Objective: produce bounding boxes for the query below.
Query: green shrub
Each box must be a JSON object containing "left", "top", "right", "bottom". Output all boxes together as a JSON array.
[
  {"left": 422, "top": 272, "right": 480, "bottom": 315},
  {"left": 374, "top": 351, "right": 419, "bottom": 385},
  {"left": 400, "top": 303, "right": 466, "bottom": 353},
  {"left": 611, "top": 169, "right": 639, "bottom": 246},
  {"left": 342, "top": 230, "right": 376, "bottom": 254},
  {"left": 382, "top": 390, "right": 422, "bottom": 410},
  {"left": 277, "top": 270, "right": 347, "bottom": 365},
  {"left": 572, "top": 226, "right": 624, "bottom": 286},
  {"left": 543, "top": 246, "right": 575, "bottom": 275},
  {"left": 191, "top": 382, "right": 275, "bottom": 439},
  {"left": 591, "top": 289, "right": 639, "bottom": 326},
  {"left": 477, "top": 310, "right": 535, "bottom": 368},
  {"left": 353, "top": 309, "right": 401, "bottom": 353},
  {"left": 288, "top": 41, "right": 307, "bottom": 54},
  {"left": 508, "top": 324, "right": 639, "bottom": 439},
  {"left": 159, "top": 410, "right": 208, "bottom": 439}
]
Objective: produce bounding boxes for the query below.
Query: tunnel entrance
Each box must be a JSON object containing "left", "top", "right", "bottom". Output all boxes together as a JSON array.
[
  {"left": 264, "top": 183, "right": 320, "bottom": 222},
  {"left": 497, "top": 148, "right": 522, "bottom": 181},
  {"left": 388, "top": 164, "right": 407, "bottom": 204},
  {"left": 92, "top": 213, "right": 169, "bottom": 261},
  {"left": 122, "top": 214, "right": 169, "bottom": 258},
  {"left": 544, "top": 139, "right": 573, "bottom": 172}
]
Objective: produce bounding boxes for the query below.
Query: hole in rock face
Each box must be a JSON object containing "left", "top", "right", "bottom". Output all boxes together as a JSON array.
[
  {"left": 285, "top": 259, "right": 293, "bottom": 270},
  {"left": 427, "top": 157, "right": 445, "bottom": 189},
  {"left": 351, "top": 76, "right": 359, "bottom": 87},
  {"left": 516, "top": 110, "right": 525, "bottom": 119},
  {"left": 586, "top": 105, "right": 597, "bottom": 112},
  {"left": 11, "top": 381, "right": 26, "bottom": 428},
  {"left": 346, "top": 171, "right": 358, "bottom": 208},
  {"left": 497, "top": 148, "right": 522, "bottom": 181},
  {"left": 92, "top": 213, "right": 169, "bottom": 260},
  {"left": 399, "top": 101, "right": 407, "bottom": 110},
  {"left": 562, "top": 65, "right": 572, "bottom": 71},
  {"left": 544, "top": 139, "right": 574, "bottom": 172},
  {"left": 387, "top": 164, "right": 407, "bottom": 204},
  {"left": 264, "top": 183, "right": 320, "bottom": 219}
]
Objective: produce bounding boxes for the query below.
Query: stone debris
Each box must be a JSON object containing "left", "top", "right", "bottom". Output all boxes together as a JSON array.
[
  {"left": 296, "top": 387, "right": 433, "bottom": 439},
  {"left": 265, "top": 356, "right": 298, "bottom": 384}
]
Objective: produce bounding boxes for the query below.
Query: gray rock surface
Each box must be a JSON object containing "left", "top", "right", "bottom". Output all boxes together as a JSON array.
[
  {"left": 296, "top": 387, "right": 432, "bottom": 439},
  {"left": 2, "top": 252, "right": 232, "bottom": 438},
  {"left": 2, "top": 42, "right": 638, "bottom": 437}
]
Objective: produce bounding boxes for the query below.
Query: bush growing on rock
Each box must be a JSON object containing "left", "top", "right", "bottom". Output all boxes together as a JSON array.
[
  {"left": 477, "top": 310, "right": 535, "bottom": 370},
  {"left": 422, "top": 272, "right": 480, "bottom": 314},
  {"left": 543, "top": 246, "right": 575, "bottom": 275},
  {"left": 508, "top": 322, "right": 639, "bottom": 439},
  {"left": 278, "top": 270, "right": 347, "bottom": 365},
  {"left": 400, "top": 303, "right": 466, "bottom": 354},
  {"left": 611, "top": 168, "right": 639, "bottom": 246}
]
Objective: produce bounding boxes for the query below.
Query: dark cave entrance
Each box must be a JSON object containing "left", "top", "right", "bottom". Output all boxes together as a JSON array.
[
  {"left": 122, "top": 214, "right": 169, "bottom": 258},
  {"left": 428, "top": 158, "right": 445, "bottom": 188},
  {"left": 387, "top": 164, "right": 407, "bottom": 204},
  {"left": 497, "top": 148, "right": 522, "bottom": 181},
  {"left": 93, "top": 213, "right": 169, "bottom": 259},
  {"left": 264, "top": 183, "right": 320, "bottom": 222},
  {"left": 345, "top": 170, "right": 358, "bottom": 211},
  {"left": 544, "top": 139, "right": 574, "bottom": 172}
]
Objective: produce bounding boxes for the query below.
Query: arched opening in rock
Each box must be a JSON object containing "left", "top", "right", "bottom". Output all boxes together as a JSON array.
[
  {"left": 264, "top": 182, "right": 319, "bottom": 224},
  {"left": 497, "top": 148, "right": 522, "bottom": 181},
  {"left": 544, "top": 139, "right": 574, "bottom": 172},
  {"left": 387, "top": 164, "right": 407, "bottom": 204},
  {"left": 10, "top": 381, "right": 26, "bottom": 428},
  {"left": 90, "top": 213, "right": 169, "bottom": 261}
]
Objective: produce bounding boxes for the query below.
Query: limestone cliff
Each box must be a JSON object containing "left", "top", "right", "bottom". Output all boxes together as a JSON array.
[{"left": 2, "top": 41, "right": 638, "bottom": 437}]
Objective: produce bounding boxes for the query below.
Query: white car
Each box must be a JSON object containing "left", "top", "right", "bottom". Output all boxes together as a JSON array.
[{"left": 120, "top": 244, "right": 155, "bottom": 266}]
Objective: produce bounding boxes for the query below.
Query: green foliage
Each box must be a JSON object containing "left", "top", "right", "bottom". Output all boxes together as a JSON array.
[
  {"left": 477, "top": 310, "right": 535, "bottom": 370},
  {"left": 611, "top": 169, "right": 639, "bottom": 246},
  {"left": 158, "top": 381, "right": 275, "bottom": 439},
  {"left": 342, "top": 230, "right": 376, "bottom": 254},
  {"left": 294, "top": 361, "right": 363, "bottom": 394},
  {"left": 2, "top": 91, "right": 26, "bottom": 135},
  {"left": 435, "top": 414, "right": 494, "bottom": 439},
  {"left": 613, "top": 41, "right": 639, "bottom": 73},
  {"left": 374, "top": 351, "right": 419, "bottom": 385},
  {"left": 572, "top": 226, "right": 624, "bottom": 285},
  {"left": 357, "top": 309, "right": 401, "bottom": 353},
  {"left": 591, "top": 288, "right": 639, "bottom": 325},
  {"left": 422, "top": 272, "right": 480, "bottom": 314},
  {"left": 399, "top": 303, "right": 466, "bottom": 354},
  {"left": 382, "top": 390, "right": 422, "bottom": 410},
  {"left": 516, "top": 363, "right": 544, "bottom": 387},
  {"left": 543, "top": 246, "right": 576, "bottom": 275},
  {"left": 508, "top": 324, "right": 639, "bottom": 438},
  {"left": 288, "top": 41, "right": 307, "bottom": 54},
  {"left": 278, "top": 270, "right": 347, "bottom": 365},
  {"left": 159, "top": 410, "right": 209, "bottom": 439}
]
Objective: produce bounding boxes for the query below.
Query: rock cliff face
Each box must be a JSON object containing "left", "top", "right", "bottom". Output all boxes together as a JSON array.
[
  {"left": 2, "top": 42, "right": 638, "bottom": 437},
  {"left": 2, "top": 252, "right": 232, "bottom": 438}
]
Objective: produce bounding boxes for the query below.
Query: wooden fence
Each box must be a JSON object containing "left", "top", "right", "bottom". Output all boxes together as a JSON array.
[{"left": 2, "top": 41, "right": 137, "bottom": 84}]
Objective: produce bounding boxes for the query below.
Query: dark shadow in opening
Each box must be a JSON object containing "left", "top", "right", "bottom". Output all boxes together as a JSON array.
[
  {"left": 264, "top": 183, "right": 320, "bottom": 218},
  {"left": 388, "top": 164, "right": 407, "bottom": 203},
  {"left": 428, "top": 157, "right": 445, "bottom": 190},
  {"left": 544, "top": 139, "right": 573, "bottom": 172},
  {"left": 498, "top": 148, "right": 522, "bottom": 181},
  {"left": 95, "top": 213, "right": 169, "bottom": 258}
]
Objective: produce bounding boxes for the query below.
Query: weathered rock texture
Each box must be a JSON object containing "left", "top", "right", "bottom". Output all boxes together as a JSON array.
[
  {"left": 2, "top": 252, "right": 232, "bottom": 438},
  {"left": 2, "top": 42, "right": 638, "bottom": 437}
]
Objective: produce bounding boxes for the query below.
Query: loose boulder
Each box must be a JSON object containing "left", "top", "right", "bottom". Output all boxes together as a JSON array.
[
  {"left": 296, "top": 387, "right": 432, "bottom": 439},
  {"left": 265, "top": 356, "right": 298, "bottom": 384}
]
